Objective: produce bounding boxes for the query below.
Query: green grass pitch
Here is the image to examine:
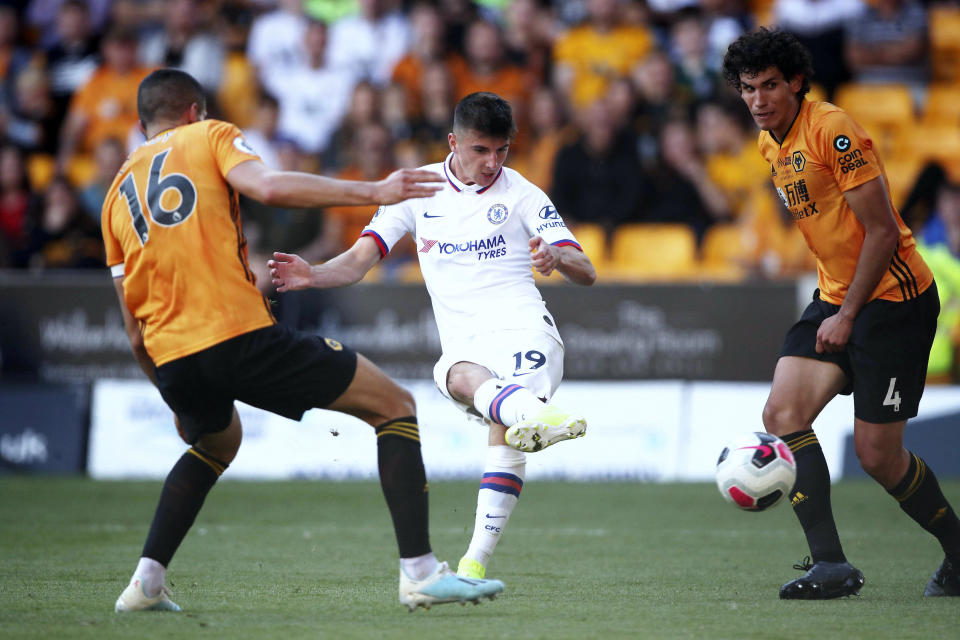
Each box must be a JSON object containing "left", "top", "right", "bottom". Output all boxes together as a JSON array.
[{"left": 2, "top": 477, "right": 957, "bottom": 639}]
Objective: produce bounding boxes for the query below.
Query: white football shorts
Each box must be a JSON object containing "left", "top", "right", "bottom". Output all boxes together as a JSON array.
[{"left": 432, "top": 329, "right": 564, "bottom": 413}]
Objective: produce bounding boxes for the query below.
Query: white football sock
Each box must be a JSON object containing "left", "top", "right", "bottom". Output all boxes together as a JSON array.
[
  {"left": 134, "top": 557, "right": 166, "bottom": 596},
  {"left": 463, "top": 445, "right": 527, "bottom": 566},
  {"left": 472, "top": 378, "right": 545, "bottom": 426},
  {"left": 400, "top": 552, "right": 439, "bottom": 581}
]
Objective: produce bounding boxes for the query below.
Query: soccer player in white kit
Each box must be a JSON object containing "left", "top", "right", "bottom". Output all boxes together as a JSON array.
[{"left": 268, "top": 92, "right": 597, "bottom": 580}]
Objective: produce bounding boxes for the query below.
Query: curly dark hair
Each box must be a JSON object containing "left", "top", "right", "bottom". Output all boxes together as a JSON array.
[{"left": 721, "top": 27, "right": 814, "bottom": 101}]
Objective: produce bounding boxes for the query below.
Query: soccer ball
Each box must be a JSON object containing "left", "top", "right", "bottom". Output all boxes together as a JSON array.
[{"left": 715, "top": 432, "right": 797, "bottom": 511}]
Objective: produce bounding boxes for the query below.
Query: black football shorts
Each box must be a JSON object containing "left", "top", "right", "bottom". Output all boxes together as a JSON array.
[
  {"left": 155, "top": 323, "right": 358, "bottom": 443},
  {"left": 780, "top": 283, "right": 939, "bottom": 423}
]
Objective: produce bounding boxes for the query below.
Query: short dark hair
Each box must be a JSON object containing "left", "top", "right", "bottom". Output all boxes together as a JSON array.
[
  {"left": 453, "top": 92, "right": 517, "bottom": 140},
  {"left": 721, "top": 27, "right": 814, "bottom": 101},
  {"left": 137, "top": 69, "right": 206, "bottom": 127}
]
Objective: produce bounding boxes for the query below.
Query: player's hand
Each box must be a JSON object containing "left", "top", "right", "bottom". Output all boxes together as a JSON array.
[
  {"left": 529, "top": 236, "right": 559, "bottom": 276},
  {"left": 268, "top": 252, "right": 312, "bottom": 292},
  {"left": 374, "top": 169, "right": 443, "bottom": 204},
  {"left": 815, "top": 313, "right": 853, "bottom": 354}
]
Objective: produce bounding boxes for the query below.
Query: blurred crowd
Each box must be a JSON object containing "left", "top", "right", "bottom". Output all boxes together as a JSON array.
[{"left": 0, "top": 0, "right": 959, "bottom": 302}]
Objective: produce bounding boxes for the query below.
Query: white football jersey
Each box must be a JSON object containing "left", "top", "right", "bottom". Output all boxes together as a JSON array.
[{"left": 361, "top": 153, "right": 582, "bottom": 350}]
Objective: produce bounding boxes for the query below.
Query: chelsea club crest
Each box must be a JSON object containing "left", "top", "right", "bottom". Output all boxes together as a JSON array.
[{"left": 487, "top": 203, "right": 509, "bottom": 225}]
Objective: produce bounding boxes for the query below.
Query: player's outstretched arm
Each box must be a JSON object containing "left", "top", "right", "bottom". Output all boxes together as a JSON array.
[
  {"left": 269, "top": 235, "right": 382, "bottom": 292},
  {"left": 225, "top": 159, "right": 443, "bottom": 208},
  {"left": 529, "top": 236, "right": 597, "bottom": 285}
]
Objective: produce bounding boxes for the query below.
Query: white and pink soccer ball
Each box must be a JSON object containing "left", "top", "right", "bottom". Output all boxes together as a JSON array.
[{"left": 715, "top": 432, "right": 797, "bottom": 511}]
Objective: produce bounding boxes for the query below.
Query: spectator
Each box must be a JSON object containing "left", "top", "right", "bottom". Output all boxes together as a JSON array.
[
  {"left": 844, "top": 0, "right": 927, "bottom": 90},
  {"left": 699, "top": 0, "right": 750, "bottom": 71},
  {"left": 437, "top": 0, "right": 484, "bottom": 55},
  {"left": 774, "top": 0, "right": 863, "bottom": 98},
  {"left": 695, "top": 99, "right": 802, "bottom": 275},
  {"left": 644, "top": 118, "right": 730, "bottom": 240},
  {"left": 0, "top": 145, "right": 36, "bottom": 268},
  {"left": 27, "top": 0, "right": 112, "bottom": 48},
  {"left": 78, "top": 137, "right": 124, "bottom": 223},
  {"left": 323, "top": 122, "right": 400, "bottom": 257},
  {"left": 214, "top": 2, "right": 260, "bottom": 129},
  {"left": 0, "top": 6, "right": 37, "bottom": 111},
  {"left": 327, "top": 0, "right": 412, "bottom": 86},
  {"left": 695, "top": 100, "right": 770, "bottom": 222},
  {"left": 453, "top": 19, "right": 531, "bottom": 144},
  {"left": 241, "top": 138, "right": 325, "bottom": 296},
  {"left": 502, "top": 0, "right": 559, "bottom": 86},
  {"left": 630, "top": 50, "right": 691, "bottom": 167},
  {"left": 552, "top": 0, "right": 654, "bottom": 109},
  {"left": 901, "top": 162, "right": 948, "bottom": 231},
  {"left": 44, "top": 0, "right": 100, "bottom": 125},
  {"left": 323, "top": 80, "right": 380, "bottom": 171},
  {"left": 382, "top": 82, "right": 413, "bottom": 142},
  {"left": 5, "top": 64, "right": 59, "bottom": 155},
  {"left": 919, "top": 175, "right": 960, "bottom": 251},
  {"left": 108, "top": 0, "right": 167, "bottom": 32},
  {"left": 604, "top": 76, "right": 637, "bottom": 133},
  {"left": 390, "top": 1, "right": 462, "bottom": 120},
  {"left": 668, "top": 8, "right": 722, "bottom": 102},
  {"left": 917, "top": 180, "right": 960, "bottom": 382},
  {"left": 241, "top": 93, "right": 283, "bottom": 170},
  {"left": 265, "top": 19, "right": 357, "bottom": 157},
  {"left": 24, "top": 175, "right": 103, "bottom": 270},
  {"left": 410, "top": 61, "right": 457, "bottom": 163},
  {"left": 56, "top": 27, "right": 152, "bottom": 182},
  {"left": 551, "top": 98, "right": 647, "bottom": 232},
  {"left": 509, "top": 85, "right": 572, "bottom": 193},
  {"left": 139, "top": 0, "right": 225, "bottom": 93},
  {"left": 246, "top": 0, "right": 308, "bottom": 86}
]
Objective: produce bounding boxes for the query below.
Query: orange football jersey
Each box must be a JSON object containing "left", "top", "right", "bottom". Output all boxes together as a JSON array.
[
  {"left": 759, "top": 100, "right": 932, "bottom": 305},
  {"left": 102, "top": 119, "right": 274, "bottom": 366}
]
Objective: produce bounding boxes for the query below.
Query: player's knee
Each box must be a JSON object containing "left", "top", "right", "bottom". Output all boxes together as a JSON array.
[
  {"left": 195, "top": 411, "right": 242, "bottom": 463},
  {"left": 378, "top": 384, "right": 416, "bottom": 422},
  {"left": 762, "top": 400, "right": 801, "bottom": 436},
  {"left": 854, "top": 441, "right": 897, "bottom": 484},
  {"left": 395, "top": 386, "right": 416, "bottom": 418},
  {"left": 445, "top": 369, "right": 474, "bottom": 404},
  {"left": 196, "top": 430, "right": 241, "bottom": 464}
]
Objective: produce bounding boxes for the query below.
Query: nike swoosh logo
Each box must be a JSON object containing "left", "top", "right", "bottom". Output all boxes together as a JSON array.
[
  {"left": 486, "top": 514, "right": 506, "bottom": 519},
  {"left": 423, "top": 212, "right": 444, "bottom": 218},
  {"left": 736, "top": 445, "right": 772, "bottom": 457},
  {"left": 512, "top": 372, "right": 533, "bottom": 377}
]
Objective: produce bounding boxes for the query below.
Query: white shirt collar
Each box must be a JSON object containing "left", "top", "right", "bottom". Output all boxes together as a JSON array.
[{"left": 442, "top": 152, "right": 503, "bottom": 194}]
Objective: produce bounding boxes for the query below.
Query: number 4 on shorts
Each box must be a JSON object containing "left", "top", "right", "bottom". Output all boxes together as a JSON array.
[{"left": 883, "top": 377, "right": 901, "bottom": 413}]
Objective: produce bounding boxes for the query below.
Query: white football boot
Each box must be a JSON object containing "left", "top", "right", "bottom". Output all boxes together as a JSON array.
[
  {"left": 505, "top": 405, "right": 587, "bottom": 453},
  {"left": 115, "top": 576, "right": 182, "bottom": 612},
  {"left": 399, "top": 561, "right": 504, "bottom": 611}
]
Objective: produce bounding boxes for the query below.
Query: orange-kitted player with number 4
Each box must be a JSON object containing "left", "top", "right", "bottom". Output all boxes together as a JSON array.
[{"left": 722, "top": 28, "right": 959, "bottom": 601}]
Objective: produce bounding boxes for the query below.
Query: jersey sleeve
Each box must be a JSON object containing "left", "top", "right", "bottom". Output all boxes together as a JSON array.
[
  {"left": 360, "top": 201, "right": 415, "bottom": 258},
  {"left": 814, "top": 109, "right": 882, "bottom": 192},
  {"left": 206, "top": 120, "right": 262, "bottom": 177},
  {"left": 521, "top": 191, "right": 582, "bottom": 251},
  {"left": 100, "top": 182, "right": 125, "bottom": 272}
]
